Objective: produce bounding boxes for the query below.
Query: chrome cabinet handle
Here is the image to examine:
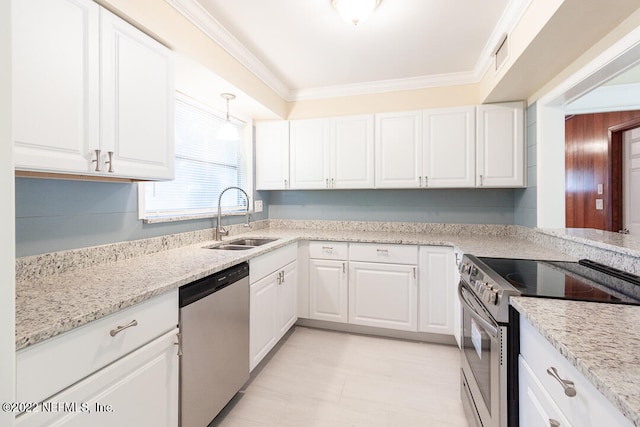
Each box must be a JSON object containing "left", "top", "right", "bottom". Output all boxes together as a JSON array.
[
  {"left": 424, "top": 176, "right": 428, "bottom": 187},
  {"left": 322, "top": 246, "right": 333, "bottom": 251},
  {"left": 479, "top": 174, "right": 484, "bottom": 186},
  {"left": 549, "top": 419, "right": 560, "bottom": 427},
  {"left": 110, "top": 319, "right": 138, "bottom": 337},
  {"left": 281, "top": 270, "right": 285, "bottom": 283},
  {"left": 376, "top": 249, "right": 389, "bottom": 254},
  {"left": 92, "top": 149, "right": 101, "bottom": 172},
  {"left": 175, "top": 332, "right": 183, "bottom": 356},
  {"left": 326, "top": 178, "right": 329, "bottom": 188},
  {"left": 547, "top": 367, "right": 577, "bottom": 397},
  {"left": 105, "top": 151, "right": 114, "bottom": 173},
  {"left": 418, "top": 176, "right": 422, "bottom": 187},
  {"left": 413, "top": 267, "right": 416, "bottom": 279},
  {"left": 331, "top": 178, "right": 335, "bottom": 188},
  {"left": 342, "top": 262, "right": 346, "bottom": 274}
]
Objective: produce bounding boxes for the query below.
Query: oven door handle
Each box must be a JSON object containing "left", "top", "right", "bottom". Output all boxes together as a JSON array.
[{"left": 458, "top": 283, "right": 499, "bottom": 339}]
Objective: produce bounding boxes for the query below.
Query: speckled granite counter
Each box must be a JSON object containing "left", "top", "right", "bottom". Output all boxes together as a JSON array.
[
  {"left": 15, "top": 223, "right": 574, "bottom": 350},
  {"left": 511, "top": 297, "right": 640, "bottom": 426}
]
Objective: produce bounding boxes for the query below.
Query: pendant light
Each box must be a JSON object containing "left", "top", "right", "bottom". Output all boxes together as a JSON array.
[
  {"left": 332, "top": 0, "right": 381, "bottom": 26},
  {"left": 217, "top": 93, "right": 240, "bottom": 141}
]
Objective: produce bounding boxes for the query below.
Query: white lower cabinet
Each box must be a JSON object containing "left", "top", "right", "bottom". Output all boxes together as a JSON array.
[
  {"left": 418, "top": 246, "right": 455, "bottom": 335},
  {"left": 249, "top": 244, "right": 298, "bottom": 371},
  {"left": 16, "top": 330, "right": 179, "bottom": 427},
  {"left": 308, "top": 241, "right": 349, "bottom": 323},
  {"left": 519, "top": 355, "right": 572, "bottom": 427},
  {"left": 519, "top": 318, "right": 632, "bottom": 427},
  {"left": 349, "top": 261, "right": 418, "bottom": 332},
  {"left": 15, "top": 291, "right": 179, "bottom": 427}
]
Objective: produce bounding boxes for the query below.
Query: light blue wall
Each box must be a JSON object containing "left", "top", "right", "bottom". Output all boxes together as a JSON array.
[
  {"left": 514, "top": 103, "right": 537, "bottom": 227},
  {"left": 15, "top": 178, "right": 268, "bottom": 257},
  {"left": 268, "top": 188, "right": 515, "bottom": 224}
]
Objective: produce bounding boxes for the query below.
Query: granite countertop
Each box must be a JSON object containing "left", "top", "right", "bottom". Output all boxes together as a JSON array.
[
  {"left": 511, "top": 297, "right": 640, "bottom": 426},
  {"left": 15, "top": 226, "right": 574, "bottom": 350}
]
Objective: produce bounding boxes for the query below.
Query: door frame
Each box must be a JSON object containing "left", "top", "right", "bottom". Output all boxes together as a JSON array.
[{"left": 608, "top": 117, "right": 640, "bottom": 231}]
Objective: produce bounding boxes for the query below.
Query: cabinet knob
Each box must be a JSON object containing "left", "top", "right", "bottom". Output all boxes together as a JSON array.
[{"left": 549, "top": 419, "right": 560, "bottom": 427}]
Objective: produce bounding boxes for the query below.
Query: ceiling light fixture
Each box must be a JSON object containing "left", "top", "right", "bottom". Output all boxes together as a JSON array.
[
  {"left": 217, "top": 93, "right": 240, "bottom": 141},
  {"left": 332, "top": 0, "right": 381, "bottom": 26}
]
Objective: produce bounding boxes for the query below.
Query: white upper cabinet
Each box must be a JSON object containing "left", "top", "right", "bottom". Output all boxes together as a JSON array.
[
  {"left": 375, "top": 111, "right": 422, "bottom": 188},
  {"left": 290, "top": 118, "right": 331, "bottom": 189},
  {"left": 255, "top": 121, "right": 290, "bottom": 190},
  {"left": 476, "top": 102, "right": 525, "bottom": 187},
  {"left": 100, "top": 9, "right": 174, "bottom": 180},
  {"left": 289, "top": 115, "right": 374, "bottom": 189},
  {"left": 12, "top": 0, "right": 100, "bottom": 174},
  {"left": 13, "top": 0, "right": 175, "bottom": 181},
  {"left": 332, "top": 115, "right": 375, "bottom": 189},
  {"left": 422, "top": 106, "right": 476, "bottom": 188}
]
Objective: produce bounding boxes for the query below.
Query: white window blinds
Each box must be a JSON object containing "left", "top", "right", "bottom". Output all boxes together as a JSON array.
[{"left": 141, "top": 96, "right": 248, "bottom": 218}]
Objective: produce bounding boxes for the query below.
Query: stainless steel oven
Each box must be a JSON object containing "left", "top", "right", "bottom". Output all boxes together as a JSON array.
[
  {"left": 458, "top": 254, "right": 640, "bottom": 427},
  {"left": 459, "top": 271, "right": 509, "bottom": 427}
]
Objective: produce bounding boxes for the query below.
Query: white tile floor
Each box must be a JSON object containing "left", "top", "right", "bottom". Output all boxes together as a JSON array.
[{"left": 212, "top": 327, "right": 469, "bottom": 427}]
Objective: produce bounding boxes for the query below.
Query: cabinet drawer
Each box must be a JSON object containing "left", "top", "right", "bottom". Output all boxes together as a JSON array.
[
  {"left": 16, "top": 329, "right": 178, "bottom": 426},
  {"left": 17, "top": 290, "right": 178, "bottom": 404},
  {"left": 250, "top": 243, "right": 297, "bottom": 284},
  {"left": 349, "top": 243, "right": 418, "bottom": 264},
  {"left": 309, "top": 241, "right": 348, "bottom": 260},
  {"left": 520, "top": 319, "right": 632, "bottom": 427},
  {"left": 519, "top": 356, "right": 571, "bottom": 427}
]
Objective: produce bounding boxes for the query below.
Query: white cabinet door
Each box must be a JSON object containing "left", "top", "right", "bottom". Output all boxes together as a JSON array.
[
  {"left": 332, "top": 115, "right": 375, "bottom": 189},
  {"left": 375, "top": 111, "right": 422, "bottom": 188},
  {"left": 418, "top": 246, "right": 455, "bottom": 335},
  {"left": 100, "top": 9, "right": 174, "bottom": 180},
  {"left": 15, "top": 330, "right": 178, "bottom": 427},
  {"left": 13, "top": 0, "right": 99, "bottom": 174},
  {"left": 255, "top": 121, "right": 290, "bottom": 190},
  {"left": 290, "top": 118, "right": 331, "bottom": 189},
  {"left": 309, "top": 259, "right": 348, "bottom": 323},
  {"left": 422, "top": 106, "right": 476, "bottom": 188},
  {"left": 476, "top": 102, "right": 525, "bottom": 187},
  {"left": 250, "top": 272, "right": 278, "bottom": 371},
  {"left": 518, "top": 356, "right": 572, "bottom": 427},
  {"left": 349, "top": 261, "right": 417, "bottom": 331},
  {"left": 277, "top": 261, "right": 298, "bottom": 337}
]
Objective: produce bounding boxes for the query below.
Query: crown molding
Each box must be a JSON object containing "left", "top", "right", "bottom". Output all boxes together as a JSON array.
[
  {"left": 167, "top": 0, "right": 531, "bottom": 102},
  {"left": 164, "top": 0, "right": 292, "bottom": 100},
  {"left": 291, "top": 71, "right": 480, "bottom": 101}
]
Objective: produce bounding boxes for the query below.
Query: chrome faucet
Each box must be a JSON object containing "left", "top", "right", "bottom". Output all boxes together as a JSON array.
[{"left": 215, "top": 186, "right": 251, "bottom": 241}]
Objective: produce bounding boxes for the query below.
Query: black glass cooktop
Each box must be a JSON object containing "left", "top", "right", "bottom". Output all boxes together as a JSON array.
[{"left": 478, "top": 257, "right": 640, "bottom": 305}]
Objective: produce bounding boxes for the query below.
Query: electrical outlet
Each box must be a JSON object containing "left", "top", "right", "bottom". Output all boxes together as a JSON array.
[
  {"left": 254, "top": 200, "right": 263, "bottom": 213},
  {"left": 596, "top": 199, "right": 604, "bottom": 210}
]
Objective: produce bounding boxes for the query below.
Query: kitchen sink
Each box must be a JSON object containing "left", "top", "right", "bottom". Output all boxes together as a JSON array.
[
  {"left": 225, "top": 238, "right": 278, "bottom": 246},
  {"left": 206, "top": 238, "right": 279, "bottom": 251}
]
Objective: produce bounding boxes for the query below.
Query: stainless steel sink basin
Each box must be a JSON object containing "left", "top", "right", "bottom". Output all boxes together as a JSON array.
[
  {"left": 226, "top": 238, "right": 278, "bottom": 246},
  {"left": 206, "top": 238, "right": 279, "bottom": 251},
  {"left": 210, "top": 245, "right": 254, "bottom": 251}
]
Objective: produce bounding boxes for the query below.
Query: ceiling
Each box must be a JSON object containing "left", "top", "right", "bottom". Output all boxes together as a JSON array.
[{"left": 169, "top": 0, "right": 530, "bottom": 101}]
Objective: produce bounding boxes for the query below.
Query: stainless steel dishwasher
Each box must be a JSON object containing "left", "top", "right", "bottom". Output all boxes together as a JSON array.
[{"left": 179, "top": 262, "right": 249, "bottom": 427}]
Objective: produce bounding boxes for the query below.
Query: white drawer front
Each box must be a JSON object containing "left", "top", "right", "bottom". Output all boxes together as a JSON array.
[
  {"left": 349, "top": 243, "right": 418, "bottom": 264},
  {"left": 250, "top": 243, "right": 298, "bottom": 284},
  {"left": 520, "top": 319, "right": 632, "bottom": 427},
  {"left": 519, "top": 356, "right": 572, "bottom": 427},
  {"left": 309, "top": 241, "right": 348, "bottom": 260},
  {"left": 17, "top": 290, "right": 178, "bottom": 404}
]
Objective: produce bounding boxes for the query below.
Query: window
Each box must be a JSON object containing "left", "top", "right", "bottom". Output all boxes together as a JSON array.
[{"left": 139, "top": 95, "right": 250, "bottom": 220}]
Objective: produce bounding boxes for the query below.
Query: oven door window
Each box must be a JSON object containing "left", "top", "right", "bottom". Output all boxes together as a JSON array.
[{"left": 463, "top": 306, "right": 493, "bottom": 411}]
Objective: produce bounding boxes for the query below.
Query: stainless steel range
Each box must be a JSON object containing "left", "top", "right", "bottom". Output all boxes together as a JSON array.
[{"left": 458, "top": 254, "right": 640, "bottom": 427}]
